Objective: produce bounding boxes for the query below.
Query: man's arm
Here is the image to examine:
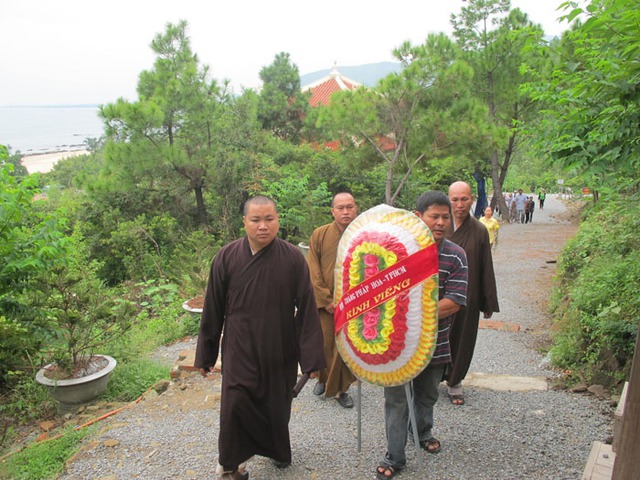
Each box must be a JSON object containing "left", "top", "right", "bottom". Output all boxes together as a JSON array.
[
  {"left": 438, "top": 298, "right": 462, "bottom": 319},
  {"left": 307, "top": 229, "right": 333, "bottom": 309},
  {"left": 295, "top": 254, "right": 327, "bottom": 375},
  {"left": 440, "top": 240, "right": 468, "bottom": 312},
  {"left": 194, "top": 252, "right": 226, "bottom": 373}
]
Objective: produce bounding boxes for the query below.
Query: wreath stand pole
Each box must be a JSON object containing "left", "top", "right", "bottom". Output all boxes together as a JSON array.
[
  {"left": 405, "top": 382, "right": 424, "bottom": 468},
  {"left": 357, "top": 379, "right": 362, "bottom": 452}
]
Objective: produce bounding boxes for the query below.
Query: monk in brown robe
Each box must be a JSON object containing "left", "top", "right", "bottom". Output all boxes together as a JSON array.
[
  {"left": 445, "top": 181, "right": 500, "bottom": 405},
  {"left": 195, "top": 195, "right": 325, "bottom": 480},
  {"left": 307, "top": 192, "right": 358, "bottom": 408}
]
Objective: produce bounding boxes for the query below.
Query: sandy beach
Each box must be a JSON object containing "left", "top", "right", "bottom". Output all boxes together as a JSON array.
[{"left": 21, "top": 150, "right": 89, "bottom": 174}]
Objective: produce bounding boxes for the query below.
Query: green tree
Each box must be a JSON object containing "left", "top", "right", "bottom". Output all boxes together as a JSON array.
[
  {"left": 205, "top": 90, "right": 267, "bottom": 242},
  {"left": 316, "top": 34, "right": 488, "bottom": 205},
  {"left": 258, "top": 52, "right": 310, "bottom": 143},
  {"left": 526, "top": 0, "right": 640, "bottom": 194},
  {"left": 451, "top": 0, "right": 547, "bottom": 217},
  {"left": 1, "top": 146, "right": 28, "bottom": 178},
  {"left": 100, "top": 20, "right": 227, "bottom": 227}
]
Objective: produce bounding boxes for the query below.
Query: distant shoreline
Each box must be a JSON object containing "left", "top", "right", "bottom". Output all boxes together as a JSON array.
[
  {"left": 21, "top": 150, "right": 89, "bottom": 174},
  {"left": 0, "top": 104, "right": 100, "bottom": 108}
]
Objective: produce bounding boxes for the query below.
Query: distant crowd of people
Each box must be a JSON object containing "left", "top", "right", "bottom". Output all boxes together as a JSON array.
[
  {"left": 493, "top": 187, "right": 546, "bottom": 225},
  {"left": 479, "top": 188, "right": 547, "bottom": 252}
]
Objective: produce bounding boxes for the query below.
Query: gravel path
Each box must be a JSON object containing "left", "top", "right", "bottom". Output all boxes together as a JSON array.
[{"left": 60, "top": 194, "right": 613, "bottom": 480}]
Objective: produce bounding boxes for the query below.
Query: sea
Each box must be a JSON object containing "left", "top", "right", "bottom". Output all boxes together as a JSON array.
[{"left": 0, "top": 105, "right": 104, "bottom": 156}]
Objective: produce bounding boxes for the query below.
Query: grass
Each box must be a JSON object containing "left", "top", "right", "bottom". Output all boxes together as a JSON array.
[
  {"left": 0, "top": 426, "right": 94, "bottom": 480},
  {"left": 103, "top": 357, "right": 170, "bottom": 402}
]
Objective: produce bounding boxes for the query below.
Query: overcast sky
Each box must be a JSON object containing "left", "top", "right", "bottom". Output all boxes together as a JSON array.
[{"left": 0, "top": 0, "right": 570, "bottom": 106}]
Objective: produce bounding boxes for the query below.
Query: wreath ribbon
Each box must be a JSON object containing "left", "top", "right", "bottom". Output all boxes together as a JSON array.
[{"left": 334, "top": 243, "right": 438, "bottom": 334}]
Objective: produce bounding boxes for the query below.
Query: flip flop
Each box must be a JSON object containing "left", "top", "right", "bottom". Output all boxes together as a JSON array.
[
  {"left": 376, "top": 464, "right": 400, "bottom": 479},
  {"left": 219, "top": 470, "right": 249, "bottom": 480},
  {"left": 448, "top": 393, "right": 465, "bottom": 405},
  {"left": 420, "top": 437, "right": 441, "bottom": 454}
]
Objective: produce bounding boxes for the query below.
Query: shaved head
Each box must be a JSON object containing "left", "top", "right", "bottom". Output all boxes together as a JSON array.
[
  {"left": 448, "top": 181, "right": 472, "bottom": 197},
  {"left": 243, "top": 195, "right": 278, "bottom": 215},
  {"left": 331, "top": 192, "right": 357, "bottom": 231},
  {"left": 449, "top": 181, "right": 474, "bottom": 226}
]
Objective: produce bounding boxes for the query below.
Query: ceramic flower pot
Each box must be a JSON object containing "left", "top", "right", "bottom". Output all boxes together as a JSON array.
[
  {"left": 297, "top": 242, "right": 309, "bottom": 258},
  {"left": 36, "top": 354, "right": 117, "bottom": 413},
  {"left": 182, "top": 296, "right": 204, "bottom": 314}
]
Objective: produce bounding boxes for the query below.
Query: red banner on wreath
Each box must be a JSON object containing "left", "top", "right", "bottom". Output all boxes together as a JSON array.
[{"left": 334, "top": 243, "right": 438, "bottom": 334}]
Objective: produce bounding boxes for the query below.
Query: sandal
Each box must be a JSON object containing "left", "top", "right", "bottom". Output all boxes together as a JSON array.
[
  {"left": 448, "top": 393, "right": 465, "bottom": 405},
  {"left": 420, "top": 437, "right": 441, "bottom": 454},
  {"left": 376, "top": 464, "right": 400, "bottom": 479},
  {"left": 219, "top": 470, "right": 249, "bottom": 480}
]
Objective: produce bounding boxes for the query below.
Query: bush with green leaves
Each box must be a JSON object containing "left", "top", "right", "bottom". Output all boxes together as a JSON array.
[
  {"left": 264, "top": 171, "right": 332, "bottom": 244},
  {"left": 0, "top": 160, "right": 69, "bottom": 386},
  {"left": 31, "top": 233, "right": 137, "bottom": 376},
  {"left": 165, "top": 229, "right": 222, "bottom": 297},
  {"left": 73, "top": 210, "right": 186, "bottom": 286},
  {"left": 104, "top": 279, "right": 199, "bottom": 367},
  {"left": 550, "top": 198, "right": 640, "bottom": 387}
]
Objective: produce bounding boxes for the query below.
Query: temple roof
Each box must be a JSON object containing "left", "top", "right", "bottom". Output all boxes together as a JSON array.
[{"left": 302, "top": 65, "right": 362, "bottom": 107}]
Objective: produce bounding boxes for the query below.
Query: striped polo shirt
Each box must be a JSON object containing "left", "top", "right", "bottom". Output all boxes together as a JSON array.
[{"left": 430, "top": 238, "right": 468, "bottom": 365}]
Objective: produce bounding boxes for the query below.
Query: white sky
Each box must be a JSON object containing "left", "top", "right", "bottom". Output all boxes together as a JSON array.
[{"left": 0, "top": 0, "right": 570, "bottom": 106}]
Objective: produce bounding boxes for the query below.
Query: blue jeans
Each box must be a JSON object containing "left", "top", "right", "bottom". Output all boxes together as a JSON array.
[{"left": 381, "top": 364, "right": 445, "bottom": 469}]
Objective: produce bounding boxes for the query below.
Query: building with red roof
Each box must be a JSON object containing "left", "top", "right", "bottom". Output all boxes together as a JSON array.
[
  {"left": 302, "top": 66, "right": 396, "bottom": 153},
  {"left": 302, "top": 65, "right": 362, "bottom": 107}
]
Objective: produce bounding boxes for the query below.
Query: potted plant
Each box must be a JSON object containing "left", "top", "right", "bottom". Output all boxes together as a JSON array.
[{"left": 34, "top": 247, "right": 136, "bottom": 413}]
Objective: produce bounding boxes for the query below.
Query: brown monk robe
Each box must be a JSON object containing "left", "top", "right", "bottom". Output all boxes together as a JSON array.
[
  {"left": 195, "top": 196, "right": 325, "bottom": 475},
  {"left": 308, "top": 223, "right": 357, "bottom": 395},
  {"left": 446, "top": 181, "right": 499, "bottom": 405},
  {"left": 307, "top": 192, "right": 358, "bottom": 408}
]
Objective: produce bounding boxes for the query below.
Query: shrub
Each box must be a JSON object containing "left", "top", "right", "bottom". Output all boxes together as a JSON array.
[
  {"left": 551, "top": 198, "right": 640, "bottom": 387},
  {"left": 0, "top": 162, "right": 69, "bottom": 386}
]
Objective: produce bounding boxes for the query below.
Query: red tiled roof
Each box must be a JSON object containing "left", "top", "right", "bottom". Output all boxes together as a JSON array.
[
  {"left": 302, "top": 67, "right": 362, "bottom": 107},
  {"left": 302, "top": 67, "right": 364, "bottom": 153},
  {"left": 308, "top": 140, "right": 341, "bottom": 151}
]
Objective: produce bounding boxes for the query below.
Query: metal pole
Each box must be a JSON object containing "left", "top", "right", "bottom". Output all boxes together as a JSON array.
[
  {"left": 405, "top": 382, "right": 423, "bottom": 468},
  {"left": 357, "top": 379, "right": 362, "bottom": 452}
]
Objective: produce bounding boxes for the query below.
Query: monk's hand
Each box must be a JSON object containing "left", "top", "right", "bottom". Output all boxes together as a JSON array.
[
  {"left": 325, "top": 303, "right": 335, "bottom": 314},
  {"left": 309, "top": 371, "right": 319, "bottom": 379},
  {"left": 483, "top": 311, "right": 494, "bottom": 319}
]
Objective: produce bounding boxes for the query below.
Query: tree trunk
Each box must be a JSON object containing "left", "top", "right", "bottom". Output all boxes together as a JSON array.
[
  {"left": 490, "top": 150, "right": 509, "bottom": 221},
  {"left": 485, "top": 70, "right": 510, "bottom": 220},
  {"left": 385, "top": 158, "right": 395, "bottom": 206},
  {"left": 499, "top": 130, "right": 516, "bottom": 187},
  {"left": 194, "top": 185, "right": 207, "bottom": 226}
]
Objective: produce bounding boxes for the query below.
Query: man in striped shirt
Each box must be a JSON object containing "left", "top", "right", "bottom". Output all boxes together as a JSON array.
[{"left": 377, "top": 191, "right": 468, "bottom": 480}]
